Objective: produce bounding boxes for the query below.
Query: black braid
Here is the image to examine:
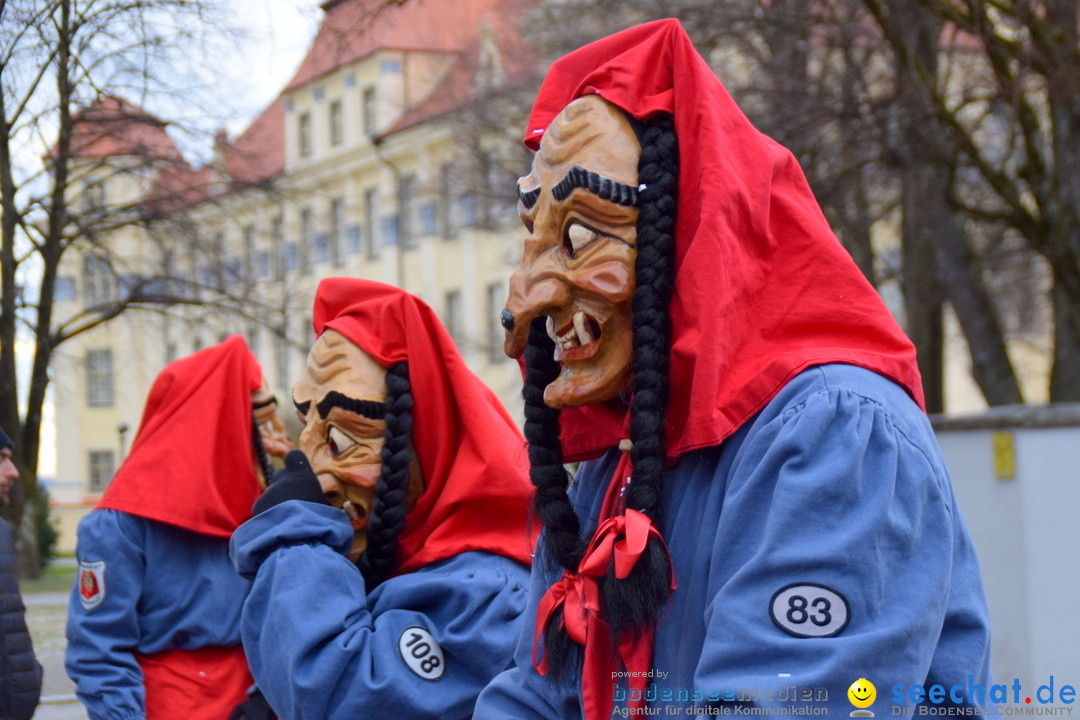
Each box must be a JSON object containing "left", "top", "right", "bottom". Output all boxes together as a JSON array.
[
  {"left": 525, "top": 114, "right": 680, "bottom": 677},
  {"left": 251, "top": 414, "right": 274, "bottom": 484},
  {"left": 356, "top": 362, "right": 414, "bottom": 590},
  {"left": 522, "top": 317, "right": 584, "bottom": 679},
  {"left": 599, "top": 114, "right": 679, "bottom": 642}
]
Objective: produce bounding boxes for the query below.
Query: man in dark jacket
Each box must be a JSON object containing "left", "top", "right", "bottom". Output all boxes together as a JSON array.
[{"left": 0, "top": 425, "right": 42, "bottom": 720}]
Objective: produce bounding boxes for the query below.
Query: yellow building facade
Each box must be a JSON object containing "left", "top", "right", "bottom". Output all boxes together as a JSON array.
[{"left": 49, "top": 0, "right": 533, "bottom": 551}]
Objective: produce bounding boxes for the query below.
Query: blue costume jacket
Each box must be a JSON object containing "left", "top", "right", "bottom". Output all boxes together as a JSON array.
[
  {"left": 475, "top": 365, "right": 993, "bottom": 718},
  {"left": 231, "top": 500, "right": 530, "bottom": 720},
  {"left": 65, "top": 509, "right": 251, "bottom": 720}
]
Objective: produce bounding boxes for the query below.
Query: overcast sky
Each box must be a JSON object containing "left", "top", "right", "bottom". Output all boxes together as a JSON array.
[{"left": 221, "top": 0, "right": 320, "bottom": 134}]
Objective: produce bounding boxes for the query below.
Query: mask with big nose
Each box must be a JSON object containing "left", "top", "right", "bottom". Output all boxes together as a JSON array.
[
  {"left": 292, "top": 329, "right": 422, "bottom": 562},
  {"left": 503, "top": 96, "right": 642, "bottom": 409}
]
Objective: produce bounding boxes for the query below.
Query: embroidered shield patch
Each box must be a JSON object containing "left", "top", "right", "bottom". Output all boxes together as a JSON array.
[{"left": 78, "top": 560, "right": 106, "bottom": 611}]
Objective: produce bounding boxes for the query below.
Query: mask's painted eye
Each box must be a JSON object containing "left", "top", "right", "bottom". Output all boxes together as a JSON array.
[
  {"left": 327, "top": 426, "right": 358, "bottom": 458},
  {"left": 564, "top": 222, "right": 599, "bottom": 257}
]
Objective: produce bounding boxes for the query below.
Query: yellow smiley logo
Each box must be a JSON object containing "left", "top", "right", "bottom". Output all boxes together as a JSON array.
[{"left": 848, "top": 678, "right": 876, "bottom": 709}]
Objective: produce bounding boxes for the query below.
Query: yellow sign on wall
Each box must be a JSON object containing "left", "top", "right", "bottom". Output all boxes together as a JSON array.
[{"left": 991, "top": 431, "right": 1016, "bottom": 480}]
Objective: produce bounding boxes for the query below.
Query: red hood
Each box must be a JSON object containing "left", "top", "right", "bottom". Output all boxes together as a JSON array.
[
  {"left": 524, "top": 19, "right": 924, "bottom": 462},
  {"left": 97, "top": 335, "right": 265, "bottom": 537},
  {"left": 312, "top": 278, "right": 535, "bottom": 573}
]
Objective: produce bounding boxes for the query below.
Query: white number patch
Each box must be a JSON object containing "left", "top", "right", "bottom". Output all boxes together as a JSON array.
[
  {"left": 398, "top": 627, "right": 445, "bottom": 680},
  {"left": 770, "top": 583, "right": 849, "bottom": 638}
]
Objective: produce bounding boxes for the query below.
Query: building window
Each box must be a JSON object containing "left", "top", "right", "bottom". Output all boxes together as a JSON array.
[
  {"left": 439, "top": 163, "right": 455, "bottom": 240},
  {"left": 418, "top": 202, "right": 437, "bottom": 236},
  {"left": 298, "top": 111, "right": 312, "bottom": 157},
  {"left": 363, "top": 188, "right": 380, "bottom": 259},
  {"left": 55, "top": 276, "right": 77, "bottom": 301},
  {"left": 346, "top": 225, "right": 361, "bottom": 254},
  {"left": 445, "top": 289, "right": 463, "bottom": 346},
  {"left": 276, "top": 330, "right": 289, "bottom": 391},
  {"left": 256, "top": 251, "right": 270, "bottom": 278},
  {"left": 166, "top": 341, "right": 178, "bottom": 364},
  {"left": 330, "top": 197, "right": 344, "bottom": 266},
  {"left": 381, "top": 216, "right": 399, "bottom": 247},
  {"left": 399, "top": 174, "right": 416, "bottom": 249},
  {"left": 247, "top": 324, "right": 261, "bottom": 357},
  {"left": 242, "top": 225, "right": 256, "bottom": 281},
  {"left": 82, "top": 254, "right": 114, "bottom": 307},
  {"left": 486, "top": 282, "right": 506, "bottom": 363},
  {"left": 82, "top": 180, "right": 106, "bottom": 215},
  {"left": 329, "top": 100, "right": 343, "bottom": 146},
  {"left": 362, "top": 86, "right": 376, "bottom": 136},
  {"left": 299, "top": 206, "right": 313, "bottom": 274},
  {"left": 459, "top": 195, "right": 478, "bottom": 228},
  {"left": 85, "top": 349, "right": 114, "bottom": 407},
  {"left": 302, "top": 315, "right": 315, "bottom": 349},
  {"left": 313, "top": 234, "right": 329, "bottom": 263},
  {"left": 88, "top": 450, "right": 115, "bottom": 493},
  {"left": 271, "top": 215, "right": 285, "bottom": 281}
]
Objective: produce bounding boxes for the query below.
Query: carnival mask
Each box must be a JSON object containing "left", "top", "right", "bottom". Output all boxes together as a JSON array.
[
  {"left": 292, "top": 329, "right": 422, "bottom": 561},
  {"left": 251, "top": 382, "right": 291, "bottom": 485},
  {"left": 503, "top": 96, "right": 641, "bottom": 408}
]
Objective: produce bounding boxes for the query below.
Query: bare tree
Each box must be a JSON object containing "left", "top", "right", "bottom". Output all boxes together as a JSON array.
[
  {"left": 0, "top": 0, "right": 280, "bottom": 573},
  {"left": 859, "top": 0, "right": 1080, "bottom": 401},
  {"left": 499, "top": 0, "right": 1039, "bottom": 411}
]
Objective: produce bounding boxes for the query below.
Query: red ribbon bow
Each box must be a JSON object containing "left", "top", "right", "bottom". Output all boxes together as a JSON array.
[{"left": 533, "top": 507, "right": 674, "bottom": 720}]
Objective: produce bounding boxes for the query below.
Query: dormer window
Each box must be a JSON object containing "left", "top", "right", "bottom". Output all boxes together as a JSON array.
[
  {"left": 329, "top": 100, "right": 343, "bottom": 146},
  {"left": 299, "top": 112, "right": 312, "bottom": 157},
  {"left": 362, "top": 87, "right": 376, "bottom": 137},
  {"left": 83, "top": 180, "right": 106, "bottom": 215}
]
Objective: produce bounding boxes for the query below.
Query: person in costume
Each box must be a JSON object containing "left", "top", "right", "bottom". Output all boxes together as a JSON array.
[
  {"left": 0, "top": 426, "right": 43, "bottom": 720},
  {"left": 474, "top": 19, "right": 992, "bottom": 719},
  {"left": 230, "top": 278, "right": 534, "bottom": 720},
  {"left": 65, "top": 335, "right": 291, "bottom": 720}
]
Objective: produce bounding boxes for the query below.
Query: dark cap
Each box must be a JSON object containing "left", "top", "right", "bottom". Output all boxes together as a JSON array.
[{"left": 0, "top": 426, "right": 12, "bottom": 451}]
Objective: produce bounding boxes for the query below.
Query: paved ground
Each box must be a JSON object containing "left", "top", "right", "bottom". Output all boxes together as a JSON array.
[{"left": 24, "top": 591, "right": 89, "bottom": 720}]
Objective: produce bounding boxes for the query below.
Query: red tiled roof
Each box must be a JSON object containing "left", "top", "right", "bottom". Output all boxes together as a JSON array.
[
  {"left": 217, "top": 98, "right": 286, "bottom": 186},
  {"left": 283, "top": 0, "right": 519, "bottom": 92},
  {"left": 378, "top": 0, "right": 541, "bottom": 137},
  {"left": 141, "top": 163, "right": 216, "bottom": 217},
  {"left": 61, "top": 95, "right": 184, "bottom": 162}
]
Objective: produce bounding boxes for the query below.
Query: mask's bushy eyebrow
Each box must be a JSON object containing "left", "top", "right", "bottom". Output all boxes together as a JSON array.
[
  {"left": 517, "top": 184, "right": 540, "bottom": 210},
  {"left": 253, "top": 395, "right": 278, "bottom": 410},
  {"left": 316, "top": 391, "right": 386, "bottom": 421},
  {"left": 292, "top": 394, "right": 311, "bottom": 416},
  {"left": 551, "top": 165, "right": 640, "bottom": 207}
]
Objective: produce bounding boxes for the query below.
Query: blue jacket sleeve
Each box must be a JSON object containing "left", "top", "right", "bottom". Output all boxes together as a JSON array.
[
  {"left": 473, "top": 526, "right": 584, "bottom": 720},
  {"left": 688, "top": 378, "right": 991, "bottom": 711},
  {"left": 230, "top": 500, "right": 530, "bottom": 720},
  {"left": 65, "top": 510, "right": 148, "bottom": 720},
  {"left": 0, "top": 519, "right": 42, "bottom": 720}
]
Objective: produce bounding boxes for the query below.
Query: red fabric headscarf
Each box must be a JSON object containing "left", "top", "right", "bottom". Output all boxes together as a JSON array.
[
  {"left": 526, "top": 18, "right": 924, "bottom": 463},
  {"left": 97, "top": 335, "right": 265, "bottom": 538},
  {"left": 312, "top": 278, "right": 535, "bottom": 573},
  {"left": 523, "top": 20, "right": 926, "bottom": 720}
]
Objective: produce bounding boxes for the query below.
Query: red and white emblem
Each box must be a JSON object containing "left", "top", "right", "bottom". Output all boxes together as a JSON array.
[{"left": 78, "top": 560, "right": 106, "bottom": 611}]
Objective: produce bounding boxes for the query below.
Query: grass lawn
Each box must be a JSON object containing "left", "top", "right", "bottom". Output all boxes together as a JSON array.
[{"left": 21, "top": 558, "right": 77, "bottom": 595}]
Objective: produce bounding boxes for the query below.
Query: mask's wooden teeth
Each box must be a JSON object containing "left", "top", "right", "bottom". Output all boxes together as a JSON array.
[{"left": 574, "top": 311, "right": 593, "bottom": 345}]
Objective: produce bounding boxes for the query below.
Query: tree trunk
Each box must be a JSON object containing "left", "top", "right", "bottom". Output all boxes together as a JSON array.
[
  {"left": 930, "top": 190, "right": 1023, "bottom": 406},
  {"left": 901, "top": 170, "right": 945, "bottom": 414},
  {"left": 1049, "top": 282, "right": 1080, "bottom": 401}
]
